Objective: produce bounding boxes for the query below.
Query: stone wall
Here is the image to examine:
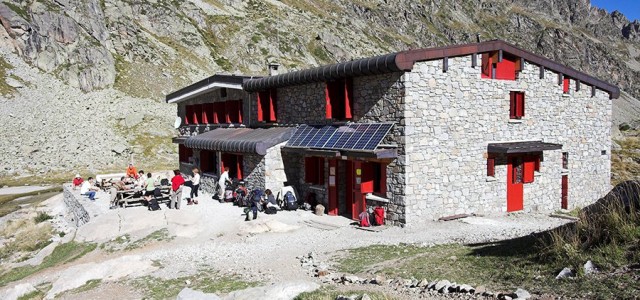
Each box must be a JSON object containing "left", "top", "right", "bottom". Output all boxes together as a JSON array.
[
  {"left": 264, "top": 142, "right": 289, "bottom": 193},
  {"left": 271, "top": 73, "right": 407, "bottom": 224},
  {"left": 403, "top": 55, "right": 611, "bottom": 222},
  {"left": 62, "top": 185, "right": 90, "bottom": 227}
]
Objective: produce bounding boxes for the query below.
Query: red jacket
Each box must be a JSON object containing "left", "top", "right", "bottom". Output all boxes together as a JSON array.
[
  {"left": 72, "top": 178, "right": 84, "bottom": 186},
  {"left": 171, "top": 175, "right": 185, "bottom": 191}
]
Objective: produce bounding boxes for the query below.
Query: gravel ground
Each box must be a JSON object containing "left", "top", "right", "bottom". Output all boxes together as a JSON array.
[{"left": 1, "top": 189, "right": 571, "bottom": 299}]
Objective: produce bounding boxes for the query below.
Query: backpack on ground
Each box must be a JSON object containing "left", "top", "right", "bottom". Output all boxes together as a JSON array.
[
  {"left": 359, "top": 211, "right": 370, "bottom": 227},
  {"left": 225, "top": 189, "right": 234, "bottom": 202},
  {"left": 160, "top": 178, "right": 169, "bottom": 186},
  {"left": 265, "top": 206, "right": 277, "bottom": 214},
  {"left": 284, "top": 191, "right": 297, "bottom": 211},
  {"left": 251, "top": 189, "right": 263, "bottom": 204},
  {"left": 373, "top": 206, "right": 385, "bottom": 226},
  {"left": 149, "top": 189, "right": 162, "bottom": 211}
]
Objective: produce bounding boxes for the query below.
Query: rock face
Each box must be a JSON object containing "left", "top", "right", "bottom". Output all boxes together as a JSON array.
[{"left": 0, "top": 0, "right": 639, "bottom": 176}]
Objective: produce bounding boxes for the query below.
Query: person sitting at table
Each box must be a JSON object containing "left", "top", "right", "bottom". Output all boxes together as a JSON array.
[
  {"left": 126, "top": 163, "right": 138, "bottom": 179},
  {"left": 109, "top": 176, "right": 128, "bottom": 209},
  {"left": 72, "top": 174, "right": 83, "bottom": 190},
  {"left": 170, "top": 170, "right": 185, "bottom": 209},
  {"left": 142, "top": 172, "right": 156, "bottom": 205},
  {"left": 80, "top": 177, "right": 100, "bottom": 201},
  {"left": 135, "top": 170, "right": 146, "bottom": 188}
]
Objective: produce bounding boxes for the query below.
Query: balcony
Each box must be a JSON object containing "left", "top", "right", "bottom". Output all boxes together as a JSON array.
[{"left": 175, "top": 124, "right": 245, "bottom": 139}]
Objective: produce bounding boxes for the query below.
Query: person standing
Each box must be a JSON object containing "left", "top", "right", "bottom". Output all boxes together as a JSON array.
[
  {"left": 190, "top": 168, "right": 200, "bottom": 204},
  {"left": 80, "top": 177, "right": 99, "bottom": 201},
  {"left": 170, "top": 170, "right": 185, "bottom": 209},
  {"left": 217, "top": 167, "right": 230, "bottom": 200},
  {"left": 143, "top": 172, "right": 156, "bottom": 204}
]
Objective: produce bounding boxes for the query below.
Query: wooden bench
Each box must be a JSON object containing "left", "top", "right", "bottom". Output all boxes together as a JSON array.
[{"left": 116, "top": 186, "right": 171, "bottom": 208}]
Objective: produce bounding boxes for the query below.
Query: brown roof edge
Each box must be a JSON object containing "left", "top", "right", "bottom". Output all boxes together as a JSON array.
[{"left": 395, "top": 40, "right": 620, "bottom": 99}]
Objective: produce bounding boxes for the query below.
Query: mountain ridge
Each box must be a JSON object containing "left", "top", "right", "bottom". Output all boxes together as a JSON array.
[{"left": 0, "top": 0, "right": 639, "bottom": 178}]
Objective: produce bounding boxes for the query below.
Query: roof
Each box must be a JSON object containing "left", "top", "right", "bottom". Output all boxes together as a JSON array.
[
  {"left": 183, "top": 127, "right": 295, "bottom": 155},
  {"left": 243, "top": 40, "right": 619, "bottom": 98},
  {"left": 165, "top": 74, "right": 259, "bottom": 104},
  {"left": 487, "top": 141, "right": 563, "bottom": 154}
]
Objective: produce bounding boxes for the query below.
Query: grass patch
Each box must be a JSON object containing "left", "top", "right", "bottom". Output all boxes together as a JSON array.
[
  {"left": 0, "top": 241, "right": 96, "bottom": 287},
  {"left": 34, "top": 211, "right": 53, "bottom": 223},
  {"left": 65, "top": 279, "right": 102, "bottom": 294},
  {"left": 336, "top": 183, "right": 640, "bottom": 299},
  {"left": 0, "top": 55, "right": 17, "bottom": 97},
  {"left": 612, "top": 133, "right": 640, "bottom": 185},
  {"left": 132, "top": 272, "right": 256, "bottom": 299},
  {"left": 0, "top": 188, "right": 62, "bottom": 217},
  {"left": 295, "top": 286, "right": 394, "bottom": 300},
  {"left": 0, "top": 218, "right": 53, "bottom": 261},
  {"left": 125, "top": 228, "right": 174, "bottom": 251}
]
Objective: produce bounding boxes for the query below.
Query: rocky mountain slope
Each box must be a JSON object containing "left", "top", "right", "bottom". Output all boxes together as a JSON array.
[{"left": 0, "top": 0, "right": 639, "bottom": 178}]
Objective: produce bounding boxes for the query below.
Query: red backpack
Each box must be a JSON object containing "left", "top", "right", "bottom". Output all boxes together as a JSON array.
[
  {"left": 373, "top": 207, "right": 385, "bottom": 225},
  {"left": 358, "top": 211, "right": 370, "bottom": 227}
]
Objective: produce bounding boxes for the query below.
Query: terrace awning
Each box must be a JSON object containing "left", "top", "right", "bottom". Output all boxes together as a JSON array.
[
  {"left": 487, "top": 141, "right": 563, "bottom": 154},
  {"left": 184, "top": 127, "right": 295, "bottom": 155}
]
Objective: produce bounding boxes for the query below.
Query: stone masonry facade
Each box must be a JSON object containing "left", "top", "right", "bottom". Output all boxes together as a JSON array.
[{"left": 403, "top": 55, "right": 611, "bottom": 223}]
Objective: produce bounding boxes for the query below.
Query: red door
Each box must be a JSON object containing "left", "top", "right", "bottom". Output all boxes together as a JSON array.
[
  {"left": 561, "top": 175, "right": 568, "bottom": 209},
  {"left": 327, "top": 159, "right": 338, "bottom": 216},
  {"left": 507, "top": 157, "right": 524, "bottom": 212},
  {"left": 345, "top": 161, "right": 353, "bottom": 217},
  {"left": 351, "top": 161, "right": 365, "bottom": 220}
]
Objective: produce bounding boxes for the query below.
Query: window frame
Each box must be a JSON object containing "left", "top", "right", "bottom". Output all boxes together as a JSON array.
[
  {"left": 509, "top": 91, "right": 525, "bottom": 119},
  {"left": 325, "top": 78, "right": 353, "bottom": 120},
  {"left": 304, "top": 157, "right": 325, "bottom": 185},
  {"left": 257, "top": 89, "right": 277, "bottom": 123}
]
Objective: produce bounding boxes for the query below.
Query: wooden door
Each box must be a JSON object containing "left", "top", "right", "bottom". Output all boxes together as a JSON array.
[
  {"left": 507, "top": 157, "right": 524, "bottom": 212},
  {"left": 345, "top": 161, "right": 353, "bottom": 217},
  {"left": 351, "top": 161, "right": 365, "bottom": 220},
  {"left": 561, "top": 175, "right": 568, "bottom": 209}
]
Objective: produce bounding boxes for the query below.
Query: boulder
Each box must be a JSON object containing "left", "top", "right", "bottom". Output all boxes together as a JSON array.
[
  {"left": 584, "top": 260, "right": 598, "bottom": 275},
  {"left": 2, "top": 283, "right": 36, "bottom": 300},
  {"left": 416, "top": 278, "right": 428, "bottom": 287},
  {"left": 176, "top": 288, "right": 220, "bottom": 300},
  {"left": 514, "top": 288, "right": 531, "bottom": 299},
  {"left": 6, "top": 77, "right": 24, "bottom": 88},
  {"left": 555, "top": 267, "right": 575, "bottom": 279},
  {"left": 434, "top": 279, "right": 451, "bottom": 291},
  {"left": 123, "top": 114, "right": 144, "bottom": 128},
  {"left": 372, "top": 274, "right": 386, "bottom": 285},
  {"left": 224, "top": 281, "right": 319, "bottom": 300},
  {"left": 111, "top": 144, "right": 128, "bottom": 155}
]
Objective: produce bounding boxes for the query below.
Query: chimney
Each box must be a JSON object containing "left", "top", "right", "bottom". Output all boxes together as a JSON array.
[{"left": 268, "top": 62, "right": 280, "bottom": 76}]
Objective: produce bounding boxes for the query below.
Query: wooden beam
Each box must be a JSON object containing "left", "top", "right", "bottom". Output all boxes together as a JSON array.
[
  {"left": 471, "top": 53, "right": 477, "bottom": 68},
  {"left": 558, "top": 73, "right": 563, "bottom": 85},
  {"left": 591, "top": 85, "right": 596, "bottom": 97},
  {"left": 576, "top": 80, "right": 580, "bottom": 92},
  {"left": 539, "top": 66, "right": 545, "bottom": 79},
  {"left": 498, "top": 49, "right": 503, "bottom": 62},
  {"left": 443, "top": 56, "right": 448, "bottom": 73}
]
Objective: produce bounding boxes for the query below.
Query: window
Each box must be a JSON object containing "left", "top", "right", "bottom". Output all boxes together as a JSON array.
[
  {"left": 225, "top": 100, "right": 243, "bottom": 124},
  {"left": 563, "top": 78, "right": 570, "bottom": 94},
  {"left": 510, "top": 91, "right": 525, "bottom": 119},
  {"left": 487, "top": 156, "right": 495, "bottom": 177},
  {"left": 481, "top": 51, "right": 518, "bottom": 81},
  {"left": 512, "top": 157, "right": 523, "bottom": 184},
  {"left": 305, "top": 157, "right": 325, "bottom": 185},
  {"left": 257, "top": 89, "right": 277, "bottom": 122},
  {"left": 199, "top": 150, "right": 217, "bottom": 173},
  {"left": 325, "top": 78, "right": 353, "bottom": 120},
  {"left": 220, "top": 88, "right": 227, "bottom": 98},
  {"left": 179, "top": 145, "right": 192, "bottom": 163},
  {"left": 372, "top": 162, "right": 386, "bottom": 194},
  {"left": 221, "top": 153, "right": 243, "bottom": 180},
  {"left": 202, "top": 103, "right": 214, "bottom": 124},
  {"left": 562, "top": 152, "right": 569, "bottom": 169},
  {"left": 213, "top": 102, "right": 225, "bottom": 124}
]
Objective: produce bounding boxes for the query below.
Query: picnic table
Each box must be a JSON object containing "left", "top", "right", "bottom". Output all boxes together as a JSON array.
[{"left": 116, "top": 185, "right": 171, "bottom": 208}]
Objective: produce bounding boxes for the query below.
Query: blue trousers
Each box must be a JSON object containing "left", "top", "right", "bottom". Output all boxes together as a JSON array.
[{"left": 83, "top": 191, "right": 96, "bottom": 200}]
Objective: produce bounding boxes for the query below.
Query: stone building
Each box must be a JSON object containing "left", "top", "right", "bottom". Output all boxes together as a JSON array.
[{"left": 168, "top": 40, "right": 619, "bottom": 226}]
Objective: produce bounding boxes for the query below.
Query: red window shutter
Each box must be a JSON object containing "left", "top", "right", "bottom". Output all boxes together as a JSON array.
[
  {"left": 237, "top": 155, "right": 243, "bottom": 180},
  {"left": 481, "top": 53, "right": 491, "bottom": 78},
  {"left": 563, "top": 78, "right": 570, "bottom": 93},
  {"left": 325, "top": 83, "right": 332, "bottom": 119},
  {"left": 344, "top": 78, "right": 353, "bottom": 119},
  {"left": 495, "top": 54, "right": 517, "bottom": 81},
  {"left": 269, "top": 89, "right": 277, "bottom": 122},
  {"left": 379, "top": 163, "right": 387, "bottom": 194},
  {"left": 487, "top": 157, "right": 495, "bottom": 177},
  {"left": 184, "top": 106, "right": 192, "bottom": 125},
  {"left": 257, "top": 92, "right": 264, "bottom": 122},
  {"left": 534, "top": 155, "right": 541, "bottom": 172},
  {"left": 523, "top": 157, "right": 535, "bottom": 183},
  {"left": 192, "top": 105, "right": 201, "bottom": 124},
  {"left": 517, "top": 92, "right": 525, "bottom": 118}
]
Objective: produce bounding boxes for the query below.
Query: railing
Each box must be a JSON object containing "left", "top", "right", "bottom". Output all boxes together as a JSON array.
[{"left": 176, "top": 123, "right": 246, "bottom": 138}]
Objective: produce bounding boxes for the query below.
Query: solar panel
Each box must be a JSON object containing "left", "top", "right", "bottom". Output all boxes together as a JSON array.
[{"left": 286, "top": 123, "right": 393, "bottom": 152}]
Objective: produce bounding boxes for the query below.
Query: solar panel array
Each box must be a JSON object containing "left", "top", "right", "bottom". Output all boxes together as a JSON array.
[{"left": 286, "top": 123, "right": 393, "bottom": 151}]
